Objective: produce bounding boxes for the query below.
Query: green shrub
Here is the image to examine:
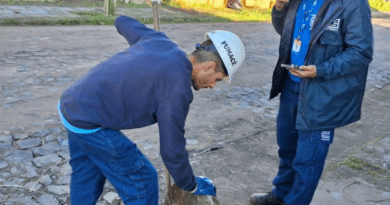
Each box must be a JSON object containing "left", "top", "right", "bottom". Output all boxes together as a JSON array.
[{"left": 370, "top": 0, "right": 390, "bottom": 11}]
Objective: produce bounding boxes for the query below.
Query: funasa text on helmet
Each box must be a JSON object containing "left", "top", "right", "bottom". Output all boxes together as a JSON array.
[{"left": 221, "top": 41, "right": 237, "bottom": 66}]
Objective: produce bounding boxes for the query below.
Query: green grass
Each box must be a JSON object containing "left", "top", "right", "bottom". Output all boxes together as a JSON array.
[
  {"left": 0, "top": 0, "right": 232, "bottom": 26},
  {"left": 0, "top": 0, "right": 149, "bottom": 8},
  {"left": 0, "top": 10, "right": 229, "bottom": 26},
  {"left": 323, "top": 156, "right": 390, "bottom": 181},
  {"left": 323, "top": 133, "right": 390, "bottom": 181},
  {"left": 342, "top": 156, "right": 390, "bottom": 179},
  {"left": 370, "top": 0, "right": 390, "bottom": 11},
  {"left": 162, "top": 1, "right": 272, "bottom": 22}
]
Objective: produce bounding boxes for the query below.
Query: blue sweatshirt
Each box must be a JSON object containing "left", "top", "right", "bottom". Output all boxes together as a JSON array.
[
  {"left": 59, "top": 16, "right": 196, "bottom": 191},
  {"left": 290, "top": 0, "right": 325, "bottom": 82}
]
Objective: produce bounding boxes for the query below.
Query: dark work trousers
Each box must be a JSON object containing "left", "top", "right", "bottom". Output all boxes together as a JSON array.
[{"left": 272, "top": 76, "right": 335, "bottom": 205}]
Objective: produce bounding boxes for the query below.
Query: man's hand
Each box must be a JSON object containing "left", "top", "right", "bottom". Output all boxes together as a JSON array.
[
  {"left": 275, "top": 0, "right": 289, "bottom": 11},
  {"left": 191, "top": 176, "right": 217, "bottom": 197},
  {"left": 289, "top": 65, "right": 317, "bottom": 78}
]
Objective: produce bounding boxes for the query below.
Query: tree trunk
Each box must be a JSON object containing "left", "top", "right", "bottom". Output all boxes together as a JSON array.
[{"left": 104, "top": 0, "right": 116, "bottom": 16}]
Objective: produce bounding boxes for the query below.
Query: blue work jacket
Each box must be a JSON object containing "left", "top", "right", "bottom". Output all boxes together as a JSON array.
[
  {"left": 60, "top": 16, "right": 196, "bottom": 191},
  {"left": 270, "top": 0, "right": 374, "bottom": 131}
]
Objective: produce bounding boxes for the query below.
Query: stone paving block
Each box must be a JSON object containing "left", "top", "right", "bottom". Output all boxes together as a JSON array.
[
  {"left": 10, "top": 166, "right": 20, "bottom": 175},
  {"left": 57, "top": 151, "right": 70, "bottom": 160},
  {"left": 10, "top": 194, "right": 32, "bottom": 204},
  {"left": 58, "top": 196, "right": 67, "bottom": 204},
  {"left": 0, "top": 135, "right": 13, "bottom": 143},
  {"left": 57, "top": 135, "right": 67, "bottom": 145},
  {"left": 0, "top": 161, "right": 8, "bottom": 169},
  {"left": 12, "top": 133, "right": 29, "bottom": 140},
  {"left": 3, "top": 177, "right": 24, "bottom": 185},
  {"left": 44, "top": 134, "right": 57, "bottom": 143},
  {"left": 47, "top": 185, "right": 70, "bottom": 195},
  {"left": 1, "top": 172, "right": 11, "bottom": 178},
  {"left": 31, "top": 128, "right": 51, "bottom": 138},
  {"left": 25, "top": 201, "right": 39, "bottom": 205},
  {"left": 4, "top": 150, "right": 33, "bottom": 163},
  {"left": 25, "top": 181, "right": 42, "bottom": 191},
  {"left": 59, "top": 163, "right": 72, "bottom": 176},
  {"left": 16, "top": 138, "right": 42, "bottom": 149},
  {"left": 22, "top": 165, "right": 39, "bottom": 178},
  {"left": 50, "top": 127, "right": 62, "bottom": 134},
  {"left": 0, "top": 135, "right": 13, "bottom": 149},
  {"left": 37, "top": 194, "right": 59, "bottom": 205},
  {"left": 56, "top": 176, "right": 71, "bottom": 185},
  {"left": 39, "top": 174, "right": 52, "bottom": 185},
  {"left": 103, "top": 192, "right": 120, "bottom": 204},
  {"left": 32, "top": 153, "right": 62, "bottom": 167},
  {"left": 32, "top": 141, "right": 61, "bottom": 156},
  {"left": 0, "top": 142, "right": 12, "bottom": 149}
]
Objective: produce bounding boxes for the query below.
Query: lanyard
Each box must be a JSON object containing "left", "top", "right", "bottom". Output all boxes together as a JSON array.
[{"left": 296, "top": 0, "right": 318, "bottom": 40}]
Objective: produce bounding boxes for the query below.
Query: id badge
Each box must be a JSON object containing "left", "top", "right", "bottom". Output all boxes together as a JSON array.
[{"left": 292, "top": 39, "right": 302, "bottom": 53}]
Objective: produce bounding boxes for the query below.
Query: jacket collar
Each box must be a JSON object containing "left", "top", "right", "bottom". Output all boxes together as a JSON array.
[{"left": 279, "top": 0, "right": 301, "bottom": 64}]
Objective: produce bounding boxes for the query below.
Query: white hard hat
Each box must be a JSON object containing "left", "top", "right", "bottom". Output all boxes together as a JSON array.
[{"left": 205, "top": 30, "right": 245, "bottom": 83}]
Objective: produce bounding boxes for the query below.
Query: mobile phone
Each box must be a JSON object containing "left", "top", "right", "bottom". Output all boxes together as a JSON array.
[{"left": 281, "top": 64, "right": 300, "bottom": 70}]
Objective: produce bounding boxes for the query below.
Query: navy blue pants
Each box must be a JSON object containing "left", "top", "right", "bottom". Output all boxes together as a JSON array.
[
  {"left": 67, "top": 128, "right": 159, "bottom": 205},
  {"left": 272, "top": 77, "right": 334, "bottom": 205}
]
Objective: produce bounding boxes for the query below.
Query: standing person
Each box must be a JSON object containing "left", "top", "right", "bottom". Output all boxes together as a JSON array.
[
  {"left": 249, "top": 0, "right": 373, "bottom": 204},
  {"left": 58, "top": 15, "right": 245, "bottom": 205}
]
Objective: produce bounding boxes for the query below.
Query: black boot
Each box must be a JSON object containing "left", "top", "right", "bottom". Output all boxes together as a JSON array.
[{"left": 249, "top": 191, "right": 285, "bottom": 205}]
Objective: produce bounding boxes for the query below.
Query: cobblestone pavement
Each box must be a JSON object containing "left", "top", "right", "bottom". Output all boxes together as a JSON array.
[{"left": 0, "top": 20, "right": 390, "bottom": 205}]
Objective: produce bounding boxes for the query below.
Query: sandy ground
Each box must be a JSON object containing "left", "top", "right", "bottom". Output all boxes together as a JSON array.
[{"left": 0, "top": 19, "right": 390, "bottom": 204}]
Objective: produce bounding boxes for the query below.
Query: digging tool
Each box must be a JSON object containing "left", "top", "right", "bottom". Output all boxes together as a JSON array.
[
  {"left": 150, "top": 0, "right": 173, "bottom": 196},
  {"left": 152, "top": 0, "right": 160, "bottom": 31},
  {"left": 150, "top": 2, "right": 220, "bottom": 203},
  {"left": 152, "top": 0, "right": 219, "bottom": 205}
]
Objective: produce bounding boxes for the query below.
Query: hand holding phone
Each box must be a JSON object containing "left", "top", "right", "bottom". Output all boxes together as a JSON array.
[{"left": 281, "top": 64, "right": 300, "bottom": 70}]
